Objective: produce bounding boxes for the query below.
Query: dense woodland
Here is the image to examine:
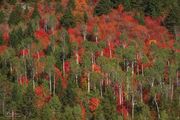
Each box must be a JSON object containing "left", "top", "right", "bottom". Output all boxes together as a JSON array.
[{"left": 0, "top": 0, "right": 180, "bottom": 120}]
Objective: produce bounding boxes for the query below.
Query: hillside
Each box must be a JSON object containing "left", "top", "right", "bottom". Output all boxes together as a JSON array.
[{"left": 0, "top": 0, "right": 180, "bottom": 120}]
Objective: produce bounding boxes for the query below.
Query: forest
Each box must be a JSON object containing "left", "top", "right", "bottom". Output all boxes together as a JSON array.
[{"left": 0, "top": 0, "right": 180, "bottom": 120}]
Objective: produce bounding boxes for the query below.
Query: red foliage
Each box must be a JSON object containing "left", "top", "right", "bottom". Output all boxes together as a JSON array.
[
  {"left": 2, "top": 32, "right": 10, "bottom": 42},
  {"left": 35, "top": 85, "right": 43, "bottom": 96},
  {"left": 117, "top": 106, "right": 128, "bottom": 120},
  {"left": 19, "top": 49, "right": 29, "bottom": 56},
  {"left": 64, "top": 61, "right": 70, "bottom": 73},
  {"left": 89, "top": 98, "right": 100, "bottom": 112},
  {"left": 0, "top": 45, "right": 7, "bottom": 54},
  {"left": 18, "top": 76, "right": 29, "bottom": 85},
  {"left": 54, "top": 66, "right": 67, "bottom": 89},
  {"left": 32, "top": 51, "right": 45, "bottom": 59},
  {"left": 80, "top": 101, "right": 86, "bottom": 120},
  {"left": 92, "top": 64, "right": 101, "bottom": 73},
  {"left": 117, "top": 4, "right": 124, "bottom": 13},
  {"left": 34, "top": 29, "right": 50, "bottom": 49}
]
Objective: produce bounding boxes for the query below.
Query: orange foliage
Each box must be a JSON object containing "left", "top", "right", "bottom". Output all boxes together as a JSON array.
[
  {"left": 0, "top": 45, "right": 7, "bottom": 55},
  {"left": 89, "top": 98, "right": 100, "bottom": 112}
]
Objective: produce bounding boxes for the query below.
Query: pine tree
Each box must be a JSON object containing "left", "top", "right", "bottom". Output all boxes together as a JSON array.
[
  {"left": 0, "top": 32, "right": 3, "bottom": 45},
  {"left": 94, "top": 0, "right": 112, "bottom": 16},
  {"left": 19, "top": 83, "right": 37, "bottom": 118},
  {"left": 55, "top": 0, "right": 63, "bottom": 14},
  {"left": 8, "top": 5, "right": 23, "bottom": 25},
  {"left": 67, "top": 0, "right": 75, "bottom": 10},
  {"left": 110, "top": 0, "right": 122, "bottom": 8},
  {"left": 32, "top": 3, "right": 41, "bottom": 20},
  {"left": 0, "top": 11, "right": 5, "bottom": 24},
  {"left": 8, "top": 0, "right": 17, "bottom": 5},
  {"left": 60, "top": 9, "right": 76, "bottom": 28}
]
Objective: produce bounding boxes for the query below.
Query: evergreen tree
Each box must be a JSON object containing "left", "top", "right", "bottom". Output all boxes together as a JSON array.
[
  {"left": 19, "top": 83, "right": 37, "bottom": 118},
  {"left": 67, "top": 0, "right": 75, "bottom": 10},
  {"left": 60, "top": 9, "right": 76, "bottom": 28},
  {"left": 55, "top": 0, "right": 63, "bottom": 14},
  {"left": 32, "top": 3, "right": 41, "bottom": 20},
  {"left": 110, "top": 0, "right": 122, "bottom": 8},
  {"left": 0, "top": 32, "right": 3, "bottom": 45},
  {"left": 8, "top": 5, "right": 23, "bottom": 25},
  {"left": 8, "top": 0, "right": 17, "bottom": 5},
  {"left": 0, "top": 11, "right": 5, "bottom": 24},
  {"left": 9, "top": 27, "right": 25, "bottom": 49},
  {"left": 94, "top": 0, "right": 112, "bottom": 16}
]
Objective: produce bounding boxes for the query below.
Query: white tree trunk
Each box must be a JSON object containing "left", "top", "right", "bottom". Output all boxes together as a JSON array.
[
  {"left": 88, "top": 73, "right": 90, "bottom": 93},
  {"left": 154, "top": 94, "right": 160, "bottom": 119},
  {"left": 100, "top": 80, "right": 103, "bottom": 97},
  {"left": 132, "top": 61, "right": 134, "bottom": 76},
  {"left": 132, "top": 95, "right": 134, "bottom": 120},
  {"left": 63, "top": 59, "right": 65, "bottom": 77},
  {"left": 53, "top": 73, "right": 56, "bottom": 96},
  {"left": 140, "top": 82, "right": 143, "bottom": 103},
  {"left": 49, "top": 72, "right": 52, "bottom": 94}
]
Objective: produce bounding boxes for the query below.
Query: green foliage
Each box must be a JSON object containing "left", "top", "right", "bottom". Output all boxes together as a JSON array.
[
  {"left": 41, "top": 104, "right": 53, "bottom": 120},
  {"left": 110, "top": 0, "right": 122, "bottom": 8},
  {"left": 19, "top": 83, "right": 37, "bottom": 118},
  {"left": 60, "top": 9, "right": 76, "bottom": 28},
  {"left": 32, "top": 3, "right": 41, "bottom": 20},
  {"left": 8, "top": 5, "right": 23, "bottom": 25},
  {"left": 0, "top": 32, "right": 3, "bottom": 45},
  {"left": 94, "top": 0, "right": 113, "bottom": 16},
  {"left": 102, "top": 87, "right": 118, "bottom": 120},
  {"left": 9, "top": 27, "right": 25, "bottom": 49},
  {"left": 0, "top": 11, "right": 5, "bottom": 24},
  {"left": 55, "top": 1, "right": 63, "bottom": 13},
  {"left": 67, "top": 0, "right": 75, "bottom": 10},
  {"left": 8, "top": 0, "right": 17, "bottom": 5}
]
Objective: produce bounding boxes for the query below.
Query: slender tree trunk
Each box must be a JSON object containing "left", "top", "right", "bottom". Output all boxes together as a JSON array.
[
  {"left": 12, "top": 110, "right": 14, "bottom": 120},
  {"left": 63, "top": 58, "right": 65, "bottom": 77},
  {"left": 177, "top": 71, "right": 179, "bottom": 86},
  {"left": 140, "top": 82, "right": 143, "bottom": 103},
  {"left": 171, "top": 83, "right": 174, "bottom": 102},
  {"left": 88, "top": 72, "right": 90, "bottom": 93},
  {"left": 49, "top": 72, "right": 52, "bottom": 94},
  {"left": 154, "top": 94, "right": 160, "bottom": 120},
  {"left": 75, "top": 52, "right": 79, "bottom": 65},
  {"left": 100, "top": 80, "right": 103, "bottom": 97},
  {"left": 95, "top": 36, "right": 98, "bottom": 43},
  {"left": 83, "top": 33, "right": 87, "bottom": 41},
  {"left": 32, "top": 68, "right": 35, "bottom": 90},
  {"left": 75, "top": 74, "right": 79, "bottom": 87},
  {"left": 10, "top": 63, "right": 12, "bottom": 75},
  {"left": 100, "top": 50, "right": 103, "bottom": 56},
  {"left": 53, "top": 73, "right": 56, "bottom": 96},
  {"left": 132, "top": 94, "right": 134, "bottom": 120},
  {"left": 2, "top": 94, "right": 5, "bottom": 115},
  {"left": 119, "top": 85, "right": 122, "bottom": 105},
  {"left": 132, "top": 61, "right": 134, "bottom": 76},
  {"left": 141, "top": 64, "right": 144, "bottom": 76}
]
